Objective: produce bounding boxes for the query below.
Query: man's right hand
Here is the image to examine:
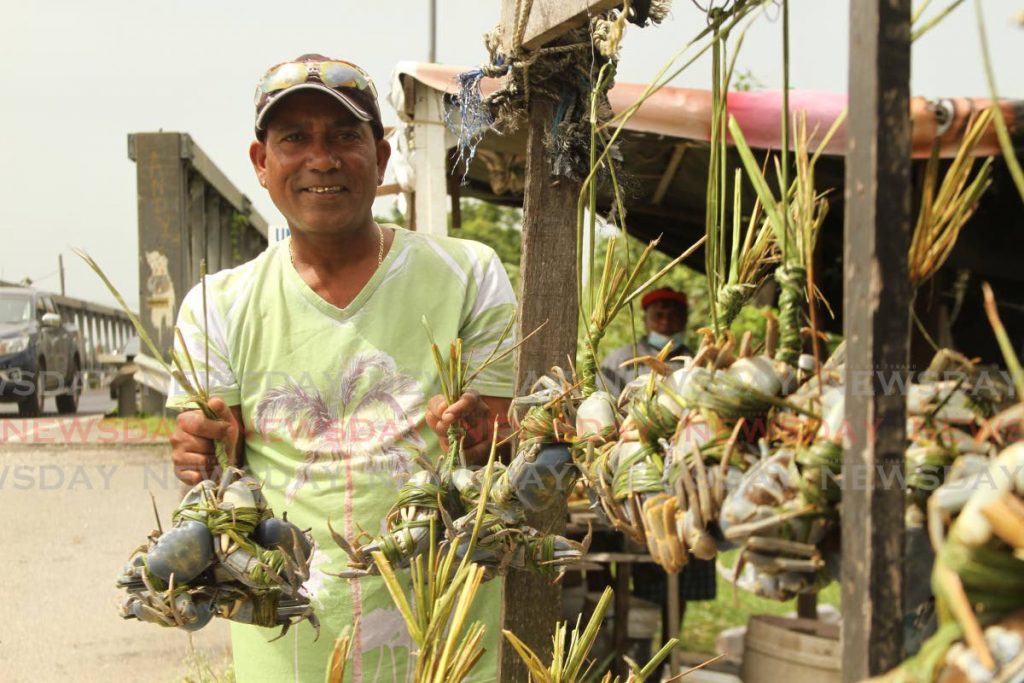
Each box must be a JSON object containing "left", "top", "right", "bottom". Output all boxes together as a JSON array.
[{"left": 170, "top": 397, "right": 242, "bottom": 485}]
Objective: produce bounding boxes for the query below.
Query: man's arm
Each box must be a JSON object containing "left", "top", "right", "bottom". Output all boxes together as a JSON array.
[{"left": 426, "top": 391, "right": 513, "bottom": 466}]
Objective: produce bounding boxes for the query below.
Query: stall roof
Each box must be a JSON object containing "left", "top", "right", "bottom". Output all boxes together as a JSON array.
[
  {"left": 396, "top": 62, "right": 1021, "bottom": 159},
  {"left": 394, "top": 62, "right": 1021, "bottom": 265},
  {"left": 392, "top": 62, "right": 1024, "bottom": 362}
]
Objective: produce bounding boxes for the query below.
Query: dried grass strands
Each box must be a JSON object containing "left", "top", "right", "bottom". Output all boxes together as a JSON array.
[
  {"left": 574, "top": 60, "right": 706, "bottom": 396},
  {"left": 362, "top": 432, "right": 503, "bottom": 682},
  {"left": 728, "top": 111, "right": 844, "bottom": 365},
  {"left": 912, "top": 0, "right": 967, "bottom": 42},
  {"left": 573, "top": 4, "right": 771, "bottom": 393},
  {"left": 909, "top": 106, "right": 994, "bottom": 287},
  {"left": 76, "top": 251, "right": 231, "bottom": 470},
  {"left": 702, "top": 16, "right": 778, "bottom": 330},
  {"left": 502, "top": 586, "right": 678, "bottom": 682},
  {"left": 974, "top": 0, "right": 1024, "bottom": 203},
  {"left": 326, "top": 622, "right": 357, "bottom": 683}
]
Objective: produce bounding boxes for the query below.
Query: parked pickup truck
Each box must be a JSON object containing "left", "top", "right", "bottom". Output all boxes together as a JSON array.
[{"left": 0, "top": 286, "right": 83, "bottom": 416}]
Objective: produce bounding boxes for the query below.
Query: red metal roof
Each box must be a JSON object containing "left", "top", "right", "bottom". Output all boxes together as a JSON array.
[{"left": 397, "top": 62, "right": 1019, "bottom": 159}]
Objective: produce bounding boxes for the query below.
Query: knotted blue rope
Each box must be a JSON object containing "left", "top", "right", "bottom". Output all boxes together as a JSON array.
[{"left": 447, "top": 58, "right": 510, "bottom": 183}]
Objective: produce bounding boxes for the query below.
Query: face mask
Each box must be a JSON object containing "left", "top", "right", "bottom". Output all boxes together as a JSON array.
[{"left": 647, "top": 331, "right": 686, "bottom": 350}]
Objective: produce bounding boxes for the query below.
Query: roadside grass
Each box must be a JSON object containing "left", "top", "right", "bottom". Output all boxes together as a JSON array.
[
  {"left": 178, "top": 640, "right": 234, "bottom": 683},
  {"left": 681, "top": 549, "right": 841, "bottom": 654}
]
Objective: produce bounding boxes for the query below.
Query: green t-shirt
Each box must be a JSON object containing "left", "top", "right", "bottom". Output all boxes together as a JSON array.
[{"left": 168, "top": 227, "right": 515, "bottom": 682}]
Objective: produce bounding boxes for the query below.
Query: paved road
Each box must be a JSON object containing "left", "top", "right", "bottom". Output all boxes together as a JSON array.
[
  {"left": 0, "top": 388, "right": 172, "bottom": 447},
  {"left": 0, "top": 446, "right": 232, "bottom": 682},
  {"left": 0, "top": 386, "right": 115, "bottom": 417}
]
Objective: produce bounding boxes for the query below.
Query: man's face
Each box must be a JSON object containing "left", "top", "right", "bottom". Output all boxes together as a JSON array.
[
  {"left": 249, "top": 90, "right": 390, "bottom": 237},
  {"left": 644, "top": 300, "right": 686, "bottom": 336}
]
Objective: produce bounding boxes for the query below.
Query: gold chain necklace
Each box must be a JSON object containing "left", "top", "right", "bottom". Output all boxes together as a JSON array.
[{"left": 289, "top": 223, "right": 385, "bottom": 269}]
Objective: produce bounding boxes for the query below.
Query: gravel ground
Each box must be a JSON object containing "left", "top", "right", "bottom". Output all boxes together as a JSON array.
[{"left": 0, "top": 445, "right": 232, "bottom": 682}]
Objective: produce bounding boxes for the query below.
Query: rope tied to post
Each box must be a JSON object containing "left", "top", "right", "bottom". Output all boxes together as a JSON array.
[{"left": 447, "top": 0, "right": 675, "bottom": 183}]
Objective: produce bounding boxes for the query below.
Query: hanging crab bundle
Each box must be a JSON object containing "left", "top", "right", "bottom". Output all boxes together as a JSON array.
[
  {"left": 333, "top": 333, "right": 587, "bottom": 582},
  {"left": 332, "top": 454, "right": 588, "bottom": 581},
  {"left": 117, "top": 467, "right": 318, "bottom": 635},
  {"left": 871, "top": 442, "right": 1024, "bottom": 683},
  {"left": 711, "top": 338, "right": 844, "bottom": 600},
  {"left": 603, "top": 320, "right": 799, "bottom": 576},
  {"left": 904, "top": 350, "right": 1006, "bottom": 518},
  {"left": 72, "top": 254, "right": 319, "bottom": 636}
]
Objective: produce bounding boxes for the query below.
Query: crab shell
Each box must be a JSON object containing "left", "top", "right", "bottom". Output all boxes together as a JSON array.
[
  {"left": 175, "top": 480, "right": 219, "bottom": 524},
  {"left": 220, "top": 476, "right": 268, "bottom": 512},
  {"left": 656, "top": 365, "right": 692, "bottom": 418},
  {"left": 576, "top": 391, "right": 620, "bottom": 443},
  {"left": 147, "top": 520, "right": 215, "bottom": 584},
  {"left": 951, "top": 442, "right": 1024, "bottom": 548},
  {"left": 726, "top": 356, "right": 794, "bottom": 397},
  {"left": 505, "top": 443, "right": 578, "bottom": 512}
]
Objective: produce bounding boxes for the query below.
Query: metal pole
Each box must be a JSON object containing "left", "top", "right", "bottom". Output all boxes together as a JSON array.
[
  {"left": 59, "top": 254, "right": 65, "bottom": 296},
  {"left": 428, "top": 0, "right": 437, "bottom": 63}
]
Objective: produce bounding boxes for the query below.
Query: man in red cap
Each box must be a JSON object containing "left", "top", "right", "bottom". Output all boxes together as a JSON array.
[
  {"left": 599, "top": 286, "right": 691, "bottom": 396},
  {"left": 167, "top": 54, "right": 513, "bottom": 682}
]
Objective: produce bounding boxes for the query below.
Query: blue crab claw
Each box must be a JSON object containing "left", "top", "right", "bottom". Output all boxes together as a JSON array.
[
  {"left": 178, "top": 593, "right": 216, "bottom": 632},
  {"left": 253, "top": 517, "right": 313, "bottom": 558}
]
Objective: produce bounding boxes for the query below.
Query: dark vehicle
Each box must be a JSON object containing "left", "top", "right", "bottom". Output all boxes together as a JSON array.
[{"left": 0, "top": 287, "right": 83, "bottom": 416}]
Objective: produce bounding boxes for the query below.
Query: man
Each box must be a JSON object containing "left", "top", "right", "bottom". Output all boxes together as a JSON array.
[
  {"left": 597, "top": 287, "right": 716, "bottom": 662},
  {"left": 600, "top": 287, "right": 691, "bottom": 397},
  {"left": 168, "top": 55, "right": 514, "bottom": 682}
]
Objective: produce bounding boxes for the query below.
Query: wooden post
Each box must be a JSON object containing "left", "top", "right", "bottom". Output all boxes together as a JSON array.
[
  {"left": 509, "top": 0, "right": 621, "bottom": 50},
  {"left": 129, "top": 133, "right": 188, "bottom": 355},
  {"left": 129, "top": 133, "right": 268, "bottom": 356},
  {"left": 493, "top": 2, "right": 626, "bottom": 677},
  {"left": 412, "top": 82, "right": 449, "bottom": 236},
  {"left": 841, "top": 1, "right": 912, "bottom": 680},
  {"left": 499, "top": 93, "right": 581, "bottom": 682},
  {"left": 796, "top": 593, "right": 818, "bottom": 620}
]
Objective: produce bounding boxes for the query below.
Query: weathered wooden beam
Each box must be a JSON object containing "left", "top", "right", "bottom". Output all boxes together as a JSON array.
[
  {"left": 129, "top": 133, "right": 269, "bottom": 355},
  {"left": 841, "top": 1, "right": 912, "bottom": 680},
  {"left": 412, "top": 81, "right": 449, "bottom": 236},
  {"left": 129, "top": 133, "right": 188, "bottom": 355},
  {"left": 651, "top": 142, "right": 688, "bottom": 205},
  {"left": 499, "top": 94, "right": 581, "bottom": 682},
  {"left": 501, "top": 0, "right": 622, "bottom": 52}
]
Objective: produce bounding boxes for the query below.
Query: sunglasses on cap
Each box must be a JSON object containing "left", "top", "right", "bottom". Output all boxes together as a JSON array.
[
  {"left": 254, "top": 57, "right": 384, "bottom": 139},
  {"left": 255, "top": 59, "right": 379, "bottom": 103}
]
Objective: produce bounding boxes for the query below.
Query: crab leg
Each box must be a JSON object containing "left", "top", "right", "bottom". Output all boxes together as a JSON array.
[
  {"left": 723, "top": 504, "right": 814, "bottom": 541},
  {"left": 935, "top": 562, "right": 996, "bottom": 671},
  {"left": 677, "top": 457, "right": 703, "bottom": 529},
  {"left": 743, "top": 552, "right": 824, "bottom": 574},
  {"left": 717, "top": 419, "right": 745, "bottom": 507},
  {"left": 979, "top": 495, "right": 1024, "bottom": 551},
  {"left": 745, "top": 536, "right": 821, "bottom": 557},
  {"left": 691, "top": 442, "right": 714, "bottom": 527}
]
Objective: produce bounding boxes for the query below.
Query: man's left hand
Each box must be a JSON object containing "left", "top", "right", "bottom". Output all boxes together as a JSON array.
[{"left": 426, "top": 390, "right": 512, "bottom": 465}]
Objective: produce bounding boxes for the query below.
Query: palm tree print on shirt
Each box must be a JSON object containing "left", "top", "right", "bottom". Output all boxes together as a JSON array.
[{"left": 252, "top": 351, "right": 426, "bottom": 504}]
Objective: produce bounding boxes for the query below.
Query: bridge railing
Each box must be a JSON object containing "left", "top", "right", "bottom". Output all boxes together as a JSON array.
[{"left": 0, "top": 281, "right": 133, "bottom": 377}]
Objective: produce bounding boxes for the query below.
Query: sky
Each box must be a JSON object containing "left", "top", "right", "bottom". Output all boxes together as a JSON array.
[{"left": 1, "top": 0, "right": 1019, "bottom": 310}]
